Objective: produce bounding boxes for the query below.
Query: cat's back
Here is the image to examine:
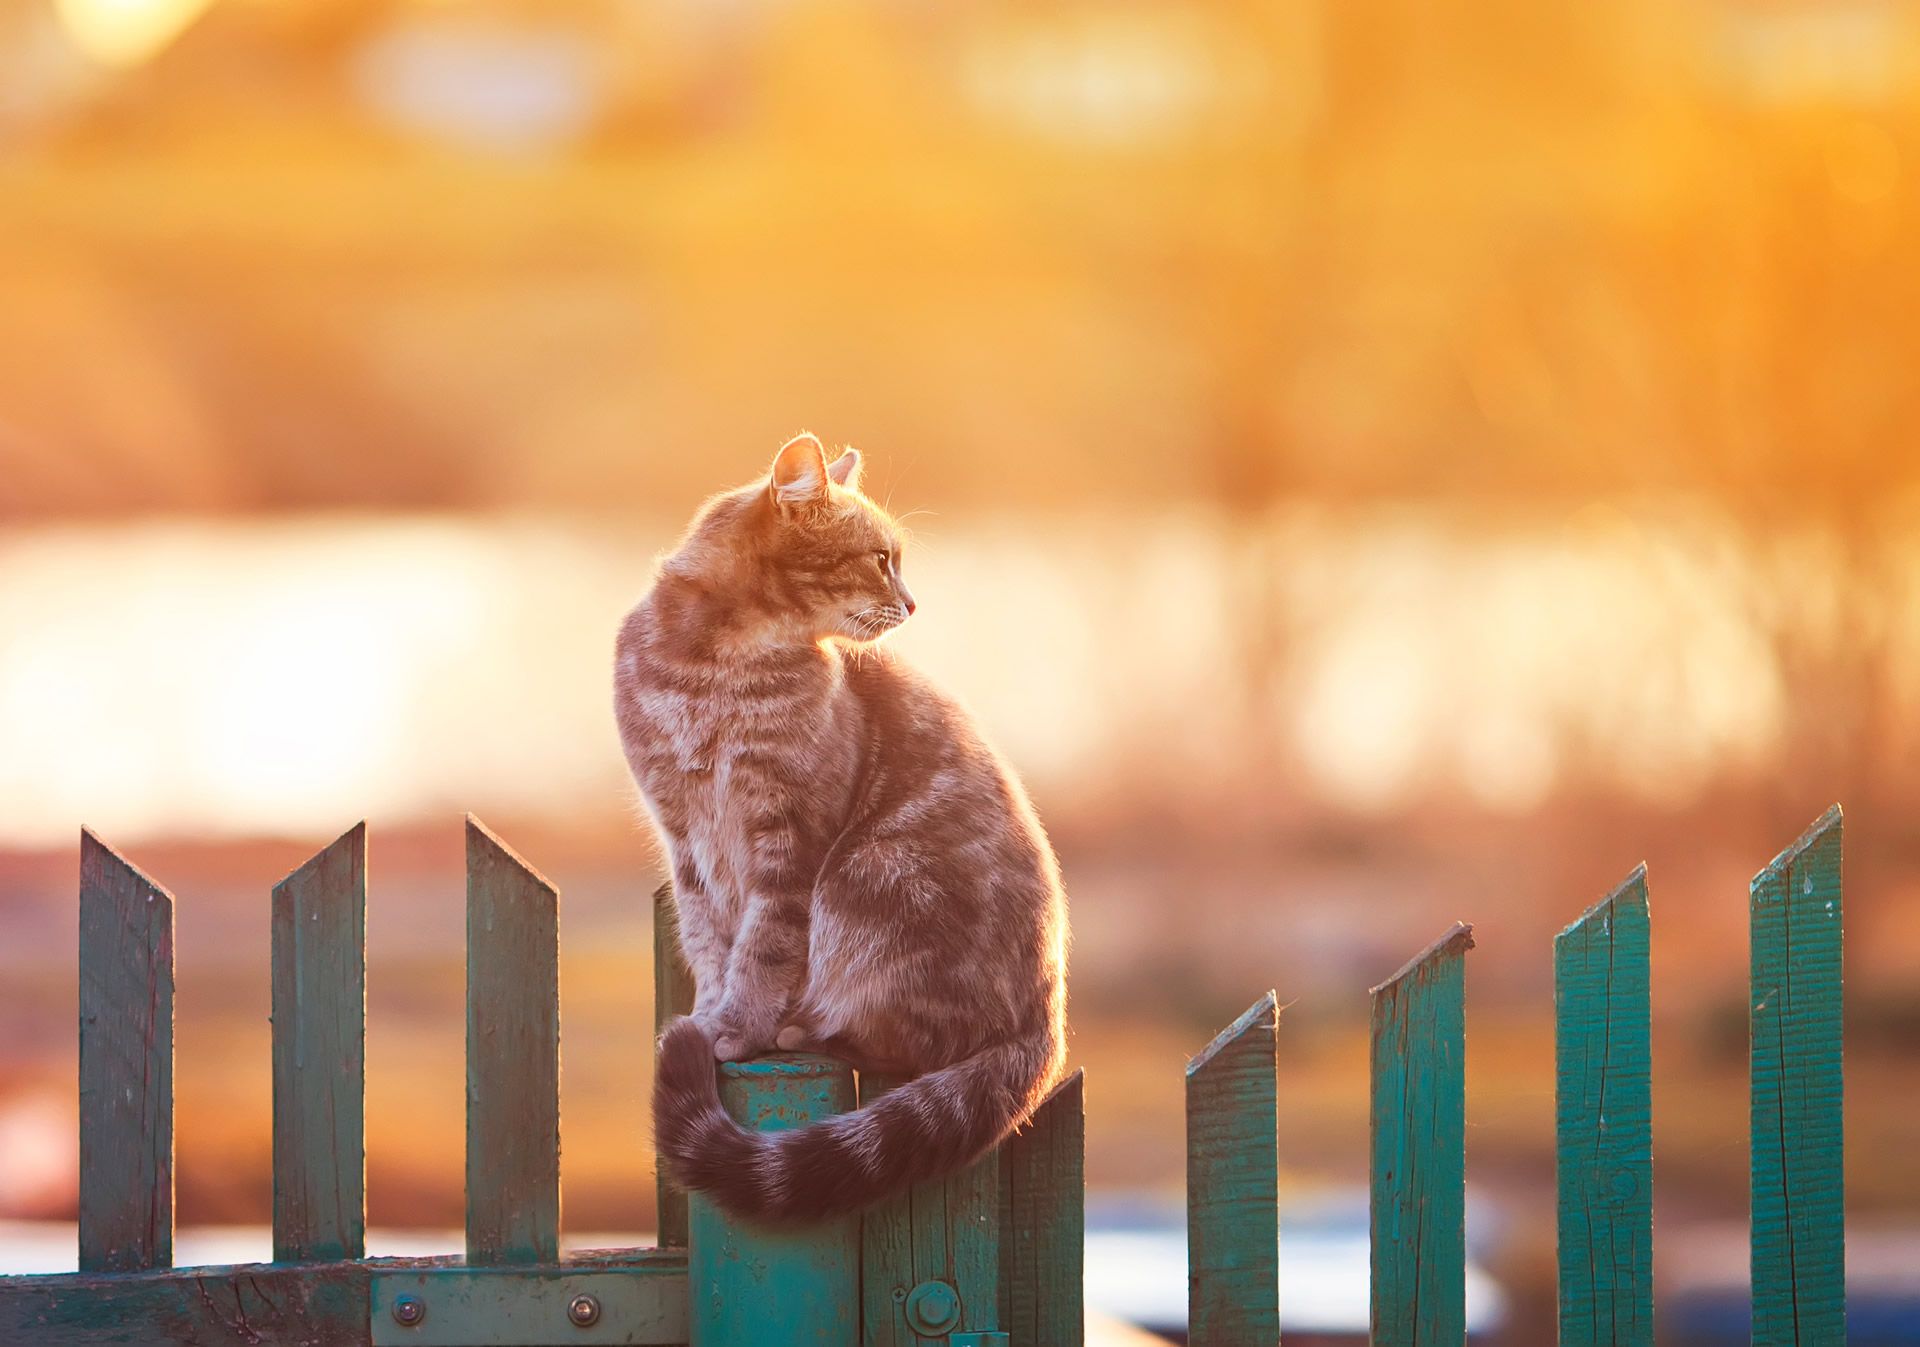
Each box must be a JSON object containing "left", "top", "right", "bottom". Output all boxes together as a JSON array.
[
  {"left": 612, "top": 590, "right": 694, "bottom": 741},
  {"left": 840, "top": 648, "right": 1051, "bottom": 835},
  {"left": 614, "top": 577, "right": 707, "bottom": 682},
  {"left": 839, "top": 645, "right": 972, "bottom": 747}
]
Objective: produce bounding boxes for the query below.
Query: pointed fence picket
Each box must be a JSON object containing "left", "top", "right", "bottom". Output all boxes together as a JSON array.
[
  {"left": 1369, "top": 922, "right": 1473, "bottom": 1347},
  {"left": 0, "top": 807, "right": 1852, "bottom": 1346},
  {"left": 76, "top": 830, "right": 174, "bottom": 1275},
  {"left": 1185, "top": 992, "right": 1279, "bottom": 1347},
  {"left": 271, "top": 822, "right": 367, "bottom": 1264},
  {"left": 1553, "top": 866, "right": 1653, "bottom": 1347},
  {"left": 462, "top": 816, "right": 562, "bottom": 1267},
  {"left": 1750, "top": 806, "right": 1845, "bottom": 1347}
]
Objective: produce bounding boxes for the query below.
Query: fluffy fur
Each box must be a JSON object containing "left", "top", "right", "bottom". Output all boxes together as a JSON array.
[{"left": 615, "top": 432, "right": 1068, "bottom": 1223}]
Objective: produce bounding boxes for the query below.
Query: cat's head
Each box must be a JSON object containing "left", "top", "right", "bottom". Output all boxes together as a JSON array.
[{"left": 671, "top": 433, "right": 916, "bottom": 648}]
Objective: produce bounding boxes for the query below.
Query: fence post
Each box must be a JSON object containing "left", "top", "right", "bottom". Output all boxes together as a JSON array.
[
  {"left": 1185, "top": 992, "right": 1279, "bottom": 1347},
  {"left": 271, "top": 823, "right": 367, "bottom": 1262},
  {"left": 1370, "top": 922, "right": 1473, "bottom": 1347},
  {"left": 999, "top": 1070, "right": 1085, "bottom": 1347},
  {"left": 687, "top": 1055, "right": 859, "bottom": 1346},
  {"left": 653, "top": 882, "right": 695, "bottom": 1250},
  {"left": 77, "top": 830, "right": 175, "bottom": 1274},
  {"left": 861, "top": 1075, "right": 1006, "bottom": 1347},
  {"left": 465, "top": 816, "right": 561, "bottom": 1264},
  {"left": 1554, "top": 867, "right": 1652, "bottom": 1347},
  {"left": 1750, "top": 805, "right": 1844, "bottom": 1346}
]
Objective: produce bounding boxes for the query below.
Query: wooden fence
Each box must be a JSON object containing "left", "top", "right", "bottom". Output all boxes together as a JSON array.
[{"left": 0, "top": 806, "right": 1846, "bottom": 1345}]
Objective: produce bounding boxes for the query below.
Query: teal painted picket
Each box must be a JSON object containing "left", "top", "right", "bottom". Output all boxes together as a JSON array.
[
  {"left": 76, "top": 830, "right": 174, "bottom": 1276},
  {"left": 1750, "top": 806, "right": 1845, "bottom": 1347},
  {"left": 271, "top": 822, "right": 367, "bottom": 1264},
  {"left": 1369, "top": 923, "right": 1472, "bottom": 1347},
  {"left": 1553, "top": 867, "right": 1652, "bottom": 1347},
  {"left": 1185, "top": 993, "right": 1279, "bottom": 1347},
  {"left": 0, "top": 807, "right": 1850, "bottom": 1345},
  {"left": 463, "top": 818, "right": 561, "bottom": 1266}
]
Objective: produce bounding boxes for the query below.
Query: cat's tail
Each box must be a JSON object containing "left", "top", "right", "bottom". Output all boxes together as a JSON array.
[{"left": 652, "top": 1017, "right": 1059, "bottom": 1224}]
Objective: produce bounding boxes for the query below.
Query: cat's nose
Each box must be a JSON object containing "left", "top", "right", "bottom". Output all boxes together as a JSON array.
[{"left": 902, "top": 595, "right": 917, "bottom": 616}]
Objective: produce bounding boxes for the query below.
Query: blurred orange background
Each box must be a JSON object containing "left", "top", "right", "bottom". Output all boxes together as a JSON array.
[{"left": 1, "top": 0, "right": 1918, "bottom": 1339}]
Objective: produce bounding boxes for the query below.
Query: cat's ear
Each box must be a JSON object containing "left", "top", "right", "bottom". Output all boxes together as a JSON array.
[
  {"left": 770, "top": 433, "right": 830, "bottom": 511},
  {"left": 826, "top": 447, "right": 862, "bottom": 490}
]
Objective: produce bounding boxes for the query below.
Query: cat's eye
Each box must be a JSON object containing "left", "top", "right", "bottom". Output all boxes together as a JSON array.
[{"left": 873, "top": 551, "right": 890, "bottom": 573}]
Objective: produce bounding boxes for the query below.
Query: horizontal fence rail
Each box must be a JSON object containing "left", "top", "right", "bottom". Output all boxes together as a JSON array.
[{"left": 0, "top": 807, "right": 1849, "bottom": 1346}]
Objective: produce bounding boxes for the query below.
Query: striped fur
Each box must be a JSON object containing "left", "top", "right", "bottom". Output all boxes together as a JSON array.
[
  {"left": 616, "top": 432, "right": 1069, "bottom": 1223},
  {"left": 654, "top": 1018, "right": 1057, "bottom": 1223}
]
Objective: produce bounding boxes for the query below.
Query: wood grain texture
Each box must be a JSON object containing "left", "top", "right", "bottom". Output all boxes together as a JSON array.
[
  {"left": 0, "top": 1253, "right": 686, "bottom": 1347},
  {"left": 368, "top": 1261, "right": 688, "bottom": 1346},
  {"left": 861, "top": 1075, "right": 1003, "bottom": 1347},
  {"left": 0, "top": 1260, "right": 368, "bottom": 1346},
  {"left": 651, "top": 882, "right": 694, "bottom": 1251},
  {"left": 465, "top": 816, "right": 561, "bottom": 1265},
  {"left": 1750, "top": 805, "right": 1845, "bottom": 1347},
  {"left": 1184, "top": 993, "right": 1279, "bottom": 1347},
  {"left": 1370, "top": 923, "right": 1473, "bottom": 1347},
  {"left": 77, "top": 830, "right": 174, "bottom": 1274},
  {"left": 271, "top": 823, "right": 367, "bottom": 1262},
  {"left": 689, "top": 1056, "right": 858, "bottom": 1346},
  {"left": 1554, "top": 868, "right": 1652, "bottom": 1347},
  {"left": 999, "top": 1071, "right": 1084, "bottom": 1347}
]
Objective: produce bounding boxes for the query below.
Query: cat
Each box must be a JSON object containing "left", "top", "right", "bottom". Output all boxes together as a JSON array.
[{"left": 614, "top": 432, "right": 1068, "bottom": 1223}]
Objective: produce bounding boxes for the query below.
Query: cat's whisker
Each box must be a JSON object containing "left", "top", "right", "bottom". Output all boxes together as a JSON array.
[{"left": 845, "top": 606, "right": 893, "bottom": 643}]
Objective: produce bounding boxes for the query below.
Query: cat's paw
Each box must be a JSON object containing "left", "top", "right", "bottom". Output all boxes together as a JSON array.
[
  {"left": 695, "top": 1006, "right": 777, "bottom": 1062},
  {"left": 712, "top": 1029, "right": 774, "bottom": 1063},
  {"left": 774, "top": 1023, "right": 810, "bottom": 1052}
]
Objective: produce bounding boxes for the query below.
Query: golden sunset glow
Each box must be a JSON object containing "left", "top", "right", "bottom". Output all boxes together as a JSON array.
[
  {"left": 55, "top": 0, "right": 215, "bottom": 68},
  {"left": 2, "top": 4, "right": 1918, "bottom": 1333}
]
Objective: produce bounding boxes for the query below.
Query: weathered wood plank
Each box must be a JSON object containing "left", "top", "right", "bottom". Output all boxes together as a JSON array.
[
  {"left": 689, "top": 1056, "right": 858, "bottom": 1345},
  {"left": 999, "top": 1070, "right": 1084, "bottom": 1347},
  {"left": 1370, "top": 923, "right": 1473, "bottom": 1347},
  {"left": 1554, "top": 867, "right": 1652, "bottom": 1347},
  {"left": 861, "top": 1075, "right": 1004, "bottom": 1346},
  {"left": 1185, "top": 992, "right": 1278, "bottom": 1347},
  {"left": 945, "top": 1143, "right": 1002, "bottom": 1340},
  {"left": 1750, "top": 805, "right": 1845, "bottom": 1347},
  {"left": 863, "top": 1182, "right": 915, "bottom": 1347},
  {"left": 0, "top": 1254, "right": 688, "bottom": 1347},
  {"left": 271, "top": 822, "right": 367, "bottom": 1262},
  {"left": 77, "top": 830, "right": 174, "bottom": 1274},
  {"left": 368, "top": 1262, "right": 688, "bottom": 1346},
  {"left": 0, "top": 1261, "right": 369, "bottom": 1346},
  {"left": 465, "top": 816, "right": 561, "bottom": 1265},
  {"left": 651, "top": 882, "right": 694, "bottom": 1251},
  {"left": 862, "top": 1123, "right": 916, "bottom": 1347}
]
